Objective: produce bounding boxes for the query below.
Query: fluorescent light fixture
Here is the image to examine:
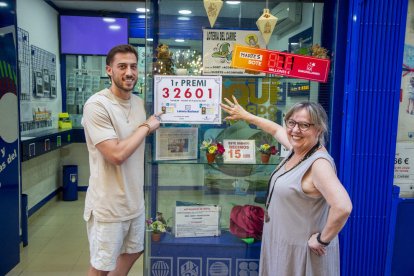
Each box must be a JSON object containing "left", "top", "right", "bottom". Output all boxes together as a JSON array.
[
  {"left": 0, "top": 2, "right": 8, "bottom": 7},
  {"left": 175, "top": 39, "right": 185, "bottom": 43},
  {"left": 138, "top": 15, "right": 146, "bottom": 19},
  {"left": 136, "top": 8, "right": 149, "bottom": 13},
  {"left": 178, "top": 9, "right": 192, "bottom": 15},
  {"left": 103, "top": 18, "right": 116, "bottom": 23},
  {"left": 226, "top": 1, "right": 240, "bottom": 4},
  {"left": 147, "top": 38, "right": 153, "bottom": 41},
  {"left": 109, "top": 25, "right": 121, "bottom": 30},
  {"left": 178, "top": 16, "right": 190, "bottom": 21}
]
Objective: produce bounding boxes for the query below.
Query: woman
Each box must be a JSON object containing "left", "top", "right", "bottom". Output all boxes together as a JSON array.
[{"left": 221, "top": 96, "right": 352, "bottom": 276}]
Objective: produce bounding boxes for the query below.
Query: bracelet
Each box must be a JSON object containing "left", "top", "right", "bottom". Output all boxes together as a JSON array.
[
  {"left": 317, "top": 233, "right": 330, "bottom": 246},
  {"left": 138, "top": 123, "right": 151, "bottom": 136}
]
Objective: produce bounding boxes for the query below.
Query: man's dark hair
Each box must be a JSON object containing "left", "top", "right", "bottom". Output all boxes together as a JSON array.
[{"left": 106, "top": 44, "right": 138, "bottom": 66}]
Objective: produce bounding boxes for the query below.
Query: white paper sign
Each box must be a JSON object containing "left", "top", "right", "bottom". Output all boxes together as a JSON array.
[
  {"left": 394, "top": 142, "right": 414, "bottom": 189},
  {"left": 175, "top": 205, "right": 221, "bottom": 238},
  {"left": 223, "top": 139, "right": 256, "bottom": 163},
  {"left": 154, "top": 75, "right": 222, "bottom": 124}
]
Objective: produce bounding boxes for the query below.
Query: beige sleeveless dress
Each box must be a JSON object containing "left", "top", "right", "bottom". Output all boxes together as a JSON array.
[{"left": 259, "top": 151, "right": 340, "bottom": 276}]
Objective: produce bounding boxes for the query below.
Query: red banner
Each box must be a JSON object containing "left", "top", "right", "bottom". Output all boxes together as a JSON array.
[{"left": 231, "top": 45, "right": 331, "bottom": 83}]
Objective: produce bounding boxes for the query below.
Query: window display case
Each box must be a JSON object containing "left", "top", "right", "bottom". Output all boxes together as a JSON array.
[{"left": 142, "top": 0, "right": 329, "bottom": 275}]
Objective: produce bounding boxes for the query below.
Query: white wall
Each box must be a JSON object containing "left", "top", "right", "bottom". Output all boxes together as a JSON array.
[
  {"left": 17, "top": 0, "right": 64, "bottom": 209},
  {"left": 17, "top": 0, "right": 62, "bottom": 129}
]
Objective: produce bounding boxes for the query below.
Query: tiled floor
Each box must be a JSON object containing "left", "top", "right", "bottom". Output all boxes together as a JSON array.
[{"left": 6, "top": 193, "right": 144, "bottom": 276}]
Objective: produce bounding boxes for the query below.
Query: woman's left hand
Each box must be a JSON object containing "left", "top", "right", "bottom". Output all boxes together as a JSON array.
[
  {"left": 220, "top": 96, "right": 251, "bottom": 121},
  {"left": 308, "top": 233, "right": 327, "bottom": 256}
]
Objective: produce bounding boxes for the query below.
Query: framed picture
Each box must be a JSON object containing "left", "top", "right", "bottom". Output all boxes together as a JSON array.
[{"left": 155, "top": 127, "right": 198, "bottom": 160}]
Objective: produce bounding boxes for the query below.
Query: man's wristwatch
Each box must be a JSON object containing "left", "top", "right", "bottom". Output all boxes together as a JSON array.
[{"left": 317, "top": 232, "right": 330, "bottom": 246}]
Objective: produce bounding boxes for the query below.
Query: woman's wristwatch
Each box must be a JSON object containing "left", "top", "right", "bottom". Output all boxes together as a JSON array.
[{"left": 317, "top": 232, "right": 330, "bottom": 246}]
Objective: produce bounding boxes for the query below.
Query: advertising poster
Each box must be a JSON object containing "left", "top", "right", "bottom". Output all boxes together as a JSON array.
[
  {"left": 0, "top": 21, "right": 20, "bottom": 274},
  {"left": 154, "top": 75, "right": 222, "bottom": 124},
  {"left": 231, "top": 45, "right": 331, "bottom": 82},
  {"left": 394, "top": 142, "right": 414, "bottom": 193},
  {"left": 202, "top": 29, "right": 266, "bottom": 76},
  {"left": 398, "top": 0, "right": 414, "bottom": 142}
]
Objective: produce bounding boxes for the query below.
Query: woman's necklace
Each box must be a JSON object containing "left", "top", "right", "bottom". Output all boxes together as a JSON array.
[
  {"left": 109, "top": 89, "right": 132, "bottom": 123},
  {"left": 264, "top": 142, "right": 321, "bottom": 223}
]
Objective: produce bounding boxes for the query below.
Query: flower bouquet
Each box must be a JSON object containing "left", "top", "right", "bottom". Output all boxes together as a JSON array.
[
  {"left": 258, "top": 143, "right": 278, "bottom": 163},
  {"left": 146, "top": 213, "right": 167, "bottom": 242},
  {"left": 200, "top": 139, "right": 225, "bottom": 163}
]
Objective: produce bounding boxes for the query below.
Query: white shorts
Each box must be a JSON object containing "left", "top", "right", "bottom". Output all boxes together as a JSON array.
[{"left": 87, "top": 212, "right": 145, "bottom": 271}]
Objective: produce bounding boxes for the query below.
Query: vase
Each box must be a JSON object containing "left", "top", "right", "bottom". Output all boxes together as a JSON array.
[
  {"left": 206, "top": 152, "right": 216, "bottom": 164},
  {"left": 261, "top": 153, "right": 270, "bottom": 164},
  {"left": 151, "top": 232, "right": 162, "bottom": 242}
]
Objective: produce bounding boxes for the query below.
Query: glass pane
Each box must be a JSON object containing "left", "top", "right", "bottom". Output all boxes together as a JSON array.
[{"left": 148, "top": 0, "right": 328, "bottom": 228}]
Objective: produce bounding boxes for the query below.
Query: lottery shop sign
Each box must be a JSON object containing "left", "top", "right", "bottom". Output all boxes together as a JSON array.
[{"left": 231, "top": 45, "right": 331, "bottom": 83}]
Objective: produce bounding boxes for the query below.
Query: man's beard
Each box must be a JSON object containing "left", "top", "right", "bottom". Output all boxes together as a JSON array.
[{"left": 112, "top": 77, "right": 137, "bottom": 93}]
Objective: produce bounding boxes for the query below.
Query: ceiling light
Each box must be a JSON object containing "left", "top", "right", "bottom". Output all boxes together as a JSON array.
[
  {"left": 138, "top": 15, "right": 146, "bottom": 19},
  {"left": 226, "top": 1, "right": 240, "bottom": 4},
  {"left": 109, "top": 25, "right": 121, "bottom": 30},
  {"left": 147, "top": 38, "right": 153, "bottom": 41},
  {"left": 0, "top": 2, "right": 8, "bottom": 7},
  {"left": 178, "top": 10, "right": 192, "bottom": 15},
  {"left": 178, "top": 17, "right": 190, "bottom": 21},
  {"left": 175, "top": 39, "right": 185, "bottom": 43},
  {"left": 103, "top": 18, "right": 116, "bottom": 23},
  {"left": 136, "top": 8, "right": 149, "bottom": 13}
]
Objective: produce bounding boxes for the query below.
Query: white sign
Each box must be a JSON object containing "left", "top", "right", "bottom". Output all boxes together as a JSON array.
[
  {"left": 175, "top": 205, "right": 221, "bottom": 238},
  {"left": 202, "top": 29, "right": 266, "bottom": 76},
  {"left": 154, "top": 75, "right": 222, "bottom": 124},
  {"left": 223, "top": 139, "right": 256, "bottom": 163},
  {"left": 394, "top": 142, "right": 414, "bottom": 190}
]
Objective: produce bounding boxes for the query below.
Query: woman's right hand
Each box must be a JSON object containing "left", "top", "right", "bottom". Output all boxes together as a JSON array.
[{"left": 220, "top": 95, "right": 251, "bottom": 121}]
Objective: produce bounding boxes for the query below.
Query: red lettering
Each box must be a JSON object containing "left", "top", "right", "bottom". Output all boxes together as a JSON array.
[
  {"left": 276, "top": 54, "right": 284, "bottom": 69},
  {"left": 284, "top": 55, "right": 294, "bottom": 70}
]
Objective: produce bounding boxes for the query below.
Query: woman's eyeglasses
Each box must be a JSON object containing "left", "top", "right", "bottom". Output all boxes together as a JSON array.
[{"left": 285, "top": 119, "right": 314, "bottom": 131}]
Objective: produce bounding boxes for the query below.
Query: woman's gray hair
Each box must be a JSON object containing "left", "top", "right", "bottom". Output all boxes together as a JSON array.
[{"left": 284, "top": 101, "right": 329, "bottom": 145}]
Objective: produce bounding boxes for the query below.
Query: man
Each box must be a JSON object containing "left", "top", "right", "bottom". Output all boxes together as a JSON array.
[{"left": 82, "top": 44, "right": 161, "bottom": 275}]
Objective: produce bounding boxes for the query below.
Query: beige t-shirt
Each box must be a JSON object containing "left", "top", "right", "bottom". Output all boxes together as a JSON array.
[{"left": 82, "top": 88, "right": 146, "bottom": 222}]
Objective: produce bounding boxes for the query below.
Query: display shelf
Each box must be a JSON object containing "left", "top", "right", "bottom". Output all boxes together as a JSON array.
[
  {"left": 21, "top": 129, "right": 72, "bottom": 161},
  {"left": 151, "top": 159, "right": 281, "bottom": 165}
]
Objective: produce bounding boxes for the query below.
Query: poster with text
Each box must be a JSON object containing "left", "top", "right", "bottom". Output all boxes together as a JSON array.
[
  {"left": 394, "top": 142, "right": 414, "bottom": 192},
  {"left": 203, "top": 29, "right": 266, "bottom": 76},
  {"left": 154, "top": 75, "right": 222, "bottom": 124},
  {"left": 398, "top": 0, "right": 414, "bottom": 141}
]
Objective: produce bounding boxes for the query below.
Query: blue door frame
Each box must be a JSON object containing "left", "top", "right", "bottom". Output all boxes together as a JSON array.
[{"left": 331, "top": 0, "right": 409, "bottom": 275}]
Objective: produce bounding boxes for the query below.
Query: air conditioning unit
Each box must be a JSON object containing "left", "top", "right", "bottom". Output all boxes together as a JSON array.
[{"left": 271, "top": 2, "right": 302, "bottom": 36}]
